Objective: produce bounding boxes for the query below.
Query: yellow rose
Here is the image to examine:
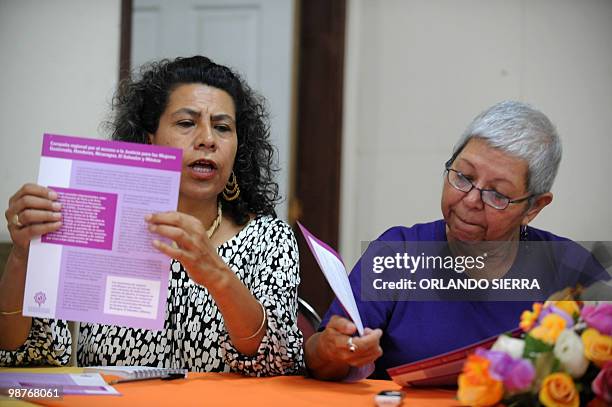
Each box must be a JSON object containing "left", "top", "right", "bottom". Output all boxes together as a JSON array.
[
  {"left": 546, "top": 300, "right": 580, "bottom": 318},
  {"left": 520, "top": 302, "right": 543, "bottom": 331},
  {"left": 457, "top": 354, "right": 503, "bottom": 406},
  {"left": 539, "top": 372, "right": 579, "bottom": 407},
  {"left": 582, "top": 328, "right": 612, "bottom": 367},
  {"left": 530, "top": 314, "right": 567, "bottom": 344}
]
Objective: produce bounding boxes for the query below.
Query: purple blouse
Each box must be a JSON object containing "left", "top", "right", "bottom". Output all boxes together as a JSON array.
[{"left": 320, "top": 220, "right": 606, "bottom": 379}]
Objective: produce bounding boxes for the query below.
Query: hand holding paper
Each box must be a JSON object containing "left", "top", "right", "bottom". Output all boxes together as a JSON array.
[
  {"left": 298, "top": 222, "right": 377, "bottom": 381},
  {"left": 145, "top": 211, "right": 227, "bottom": 289},
  {"left": 5, "top": 183, "right": 63, "bottom": 257},
  {"left": 297, "top": 222, "right": 365, "bottom": 334}
]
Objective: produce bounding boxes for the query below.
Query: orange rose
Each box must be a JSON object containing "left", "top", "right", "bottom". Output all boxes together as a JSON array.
[
  {"left": 539, "top": 373, "right": 579, "bottom": 407},
  {"left": 520, "top": 302, "right": 543, "bottom": 331},
  {"left": 457, "top": 354, "right": 503, "bottom": 406},
  {"left": 530, "top": 314, "right": 567, "bottom": 344},
  {"left": 582, "top": 328, "right": 612, "bottom": 367}
]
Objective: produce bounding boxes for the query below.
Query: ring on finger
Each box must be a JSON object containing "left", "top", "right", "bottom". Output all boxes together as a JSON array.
[
  {"left": 347, "top": 336, "right": 357, "bottom": 353},
  {"left": 11, "top": 213, "right": 23, "bottom": 228}
]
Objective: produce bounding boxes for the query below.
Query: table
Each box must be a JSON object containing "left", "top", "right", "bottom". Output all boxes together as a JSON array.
[{"left": 1, "top": 368, "right": 459, "bottom": 406}]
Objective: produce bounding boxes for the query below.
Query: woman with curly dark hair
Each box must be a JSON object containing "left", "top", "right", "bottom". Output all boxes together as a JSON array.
[{"left": 0, "top": 56, "right": 303, "bottom": 376}]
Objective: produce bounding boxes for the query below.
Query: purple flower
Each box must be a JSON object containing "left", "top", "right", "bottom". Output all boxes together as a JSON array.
[
  {"left": 475, "top": 348, "right": 535, "bottom": 392},
  {"left": 474, "top": 348, "right": 513, "bottom": 381},
  {"left": 503, "top": 358, "right": 535, "bottom": 392},
  {"left": 539, "top": 305, "right": 574, "bottom": 328},
  {"left": 582, "top": 304, "right": 612, "bottom": 336}
]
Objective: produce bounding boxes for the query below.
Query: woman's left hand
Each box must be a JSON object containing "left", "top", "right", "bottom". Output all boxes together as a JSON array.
[{"left": 145, "top": 211, "right": 229, "bottom": 290}]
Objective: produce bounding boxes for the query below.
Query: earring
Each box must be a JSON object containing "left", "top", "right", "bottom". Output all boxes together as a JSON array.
[
  {"left": 520, "top": 224, "right": 528, "bottom": 241},
  {"left": 223, "top": 171, "right": 240, "bottom": 201}
]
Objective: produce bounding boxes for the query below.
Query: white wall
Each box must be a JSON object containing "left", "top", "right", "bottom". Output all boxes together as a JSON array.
[
  {"left": 341, "top": 0, "right": 612, "bottom": 266},
  {"left": 0, "top": 0, "right": 121, "bottom": 241}
]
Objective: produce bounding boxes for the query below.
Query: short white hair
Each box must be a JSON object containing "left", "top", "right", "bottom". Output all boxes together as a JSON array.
[{"left": 451, "top": 101, "right": 562, "bottom": 195}]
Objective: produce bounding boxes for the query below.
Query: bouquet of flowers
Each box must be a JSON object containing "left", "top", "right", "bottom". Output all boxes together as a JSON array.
[{"left": 457, "top": 291, "right": 612, "bottom": 406}]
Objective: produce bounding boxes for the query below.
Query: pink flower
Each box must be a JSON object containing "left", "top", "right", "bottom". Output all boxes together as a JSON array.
[
  {"left": 592, "top": 360, "right": 612, "bottom": 403},
  {"left": 582, "top": 304, "right": 612, "bottom": 336},
  {"left": 504, "top": 358, "right": 535, "bottom": 392}
]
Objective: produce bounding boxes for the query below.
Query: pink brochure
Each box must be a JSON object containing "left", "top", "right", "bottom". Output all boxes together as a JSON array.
[{"left": 23, "top": 134, "right": 182, "bottom": 330}]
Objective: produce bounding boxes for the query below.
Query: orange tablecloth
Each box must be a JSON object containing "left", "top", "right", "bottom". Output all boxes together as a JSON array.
[{"left": 31, "top": 372, "right": 458, "bottom": 407}]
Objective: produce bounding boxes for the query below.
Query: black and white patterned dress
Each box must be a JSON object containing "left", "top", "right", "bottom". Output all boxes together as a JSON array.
[{"left": 0, "top": 216, "right": 304, "bottom": 376}]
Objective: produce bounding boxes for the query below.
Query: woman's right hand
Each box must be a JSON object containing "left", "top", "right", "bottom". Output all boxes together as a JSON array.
[
  {"left": 4, "top": 183, "right": 62, "bottom": 260},
  {"left": 315, "top": 315, "right": 383, "bottom": 368}
]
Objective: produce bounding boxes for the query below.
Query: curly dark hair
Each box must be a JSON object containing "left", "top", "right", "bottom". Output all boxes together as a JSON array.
[{"left": 107, "top": 56, "right": 279, "bottom": 225}]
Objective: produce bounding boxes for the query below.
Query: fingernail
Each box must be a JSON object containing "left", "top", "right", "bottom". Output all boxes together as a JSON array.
[
  {"left": 144, "top": 214, "right": 152, "bottom": 221},
  {"left": 148, "top": 224, "right": 155, "bottom": 232},
  {"left": 52, "top": 212, "right": 62, "bottom": 220},
  {"left": 48, "top": 190, "right": 58, "bottom": 200},
  {"left": 52, "top": 202, "right": 62, "bottom": 211},
  {"left": 152, "top": 239, "right": 160, "bottom": 247}
]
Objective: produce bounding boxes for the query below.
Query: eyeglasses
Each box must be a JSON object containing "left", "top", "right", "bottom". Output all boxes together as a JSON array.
[{"left": 444, "top": 166, "right": 533, "bottom": 210}]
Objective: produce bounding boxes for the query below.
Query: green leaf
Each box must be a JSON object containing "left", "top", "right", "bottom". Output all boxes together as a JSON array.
[
  {"left": 533, "top": 352, "right": 557, "bottom": 389},
  {"left": 523, "top": 335, "right": 553, "bottom": 361},
  {"left": 549, "top": 357, "right": 561, "bottom": 373}
]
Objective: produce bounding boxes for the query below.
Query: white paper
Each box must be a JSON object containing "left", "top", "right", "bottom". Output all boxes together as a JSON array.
[{"left": 298, "top": 223, "right": 365, "bottom": 335}]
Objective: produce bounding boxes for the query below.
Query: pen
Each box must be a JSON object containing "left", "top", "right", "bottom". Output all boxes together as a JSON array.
[{"left": 109, "top": 372, "right": 187, "bottom": 385}]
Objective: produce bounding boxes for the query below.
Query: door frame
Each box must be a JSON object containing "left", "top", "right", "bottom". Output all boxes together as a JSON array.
[{"left": 293, "top": 0, "right": 346, "bottom": 316}]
